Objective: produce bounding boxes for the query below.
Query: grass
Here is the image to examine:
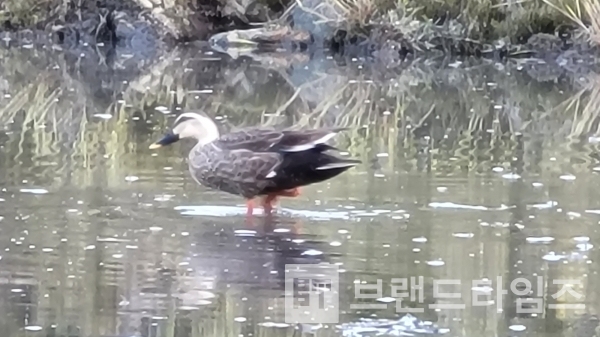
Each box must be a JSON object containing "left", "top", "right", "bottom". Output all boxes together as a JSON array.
[
  {"left": 551, "top": 73, "right": 600, "bottom": 138},
  {"left": 541, "top": 0, "right": 600, "bottom": 44},
  {"left": 0, "top": 0, "right": 67, "bottom": 29},
  {"left": 2, "top": 0, "right": 600, "bottom": 47},
  {"left": 584, "top": 0, "right": 600, "bottom": 44},
  {"left": 314, "top": 0, "right": 600, "bottom": 46}
]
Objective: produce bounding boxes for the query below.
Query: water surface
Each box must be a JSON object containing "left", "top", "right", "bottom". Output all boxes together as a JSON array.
[{"left": 1, "top": 43, "right": 600, "bottom": 337}]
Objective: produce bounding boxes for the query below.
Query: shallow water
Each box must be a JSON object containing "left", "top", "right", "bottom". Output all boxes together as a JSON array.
[{"left": 1, "top": 43, "right": 600, "bottom": 337}]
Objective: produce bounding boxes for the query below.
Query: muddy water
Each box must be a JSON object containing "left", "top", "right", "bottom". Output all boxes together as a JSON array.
[{"left": 1, "top": 44, "right": 600, "bottom": 337}]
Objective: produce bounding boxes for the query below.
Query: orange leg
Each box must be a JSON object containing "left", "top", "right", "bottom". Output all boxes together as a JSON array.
[
  {"left": 279, "top": 187, "right": 301, "bottom": 197},
  {"left": 291, "top": 220, "right": 303, "bottom": 235},
  {"left": 245, "top": 199, "right": 255, "bottom": 227},
  {"left": 262, "top": 194, "right": 278, "bottom": 216},
  {"left": 261, "top": 187, "right": 302, "bottom": 216}
]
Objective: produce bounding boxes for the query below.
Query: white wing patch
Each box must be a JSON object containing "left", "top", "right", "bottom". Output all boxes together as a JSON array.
[
  {"left": 265, "top": 171, "right": 277, "bottom": 178},
  {"left": 316, "top": 162, "right": 357, "bottom": 170},
  {"left": 281, "top": 132, "right": 337, "bottom": 152}
]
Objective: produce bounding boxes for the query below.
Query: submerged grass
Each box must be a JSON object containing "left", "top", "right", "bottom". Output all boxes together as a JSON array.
[
  {"left": 552, "top": 73, "right": 600, "bottom": 137},
  {"left": 1, "top": 45, "right": 599, "bottom": 188}
]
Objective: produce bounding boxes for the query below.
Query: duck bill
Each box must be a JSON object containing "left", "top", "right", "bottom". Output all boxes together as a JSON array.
[{"left": 149, "top": 132, "right": 180, "bottom": 149}]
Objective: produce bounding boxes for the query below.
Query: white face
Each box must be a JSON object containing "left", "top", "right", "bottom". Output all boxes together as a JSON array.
[
  {"left": 173, "top": 118, "right": 203, "bottom": 139},
  {"left": 172, "top": 113, "right": 220, "bottom": 145}
]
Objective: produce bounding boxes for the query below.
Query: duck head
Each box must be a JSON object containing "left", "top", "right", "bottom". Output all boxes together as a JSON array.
[{"left": 149, "top": 112, "right": 220, "bottom": 149}]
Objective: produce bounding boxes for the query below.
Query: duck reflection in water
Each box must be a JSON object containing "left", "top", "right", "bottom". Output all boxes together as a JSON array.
[{"left": 190, "top": 214, "right": 331, "bottom": 293}]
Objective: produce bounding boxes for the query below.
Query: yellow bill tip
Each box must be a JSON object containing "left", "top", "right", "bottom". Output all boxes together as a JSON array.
[{"left": 149, "top": 143, "right": 162, "bottom": 150}]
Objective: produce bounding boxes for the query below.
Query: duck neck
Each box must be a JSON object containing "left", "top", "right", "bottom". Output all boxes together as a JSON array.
[
  {"left": 198, "top": 126, "right": 219, "bottom": 146},
  {"left": 195, "top": 116, "right": 220, "bottom": 146}
]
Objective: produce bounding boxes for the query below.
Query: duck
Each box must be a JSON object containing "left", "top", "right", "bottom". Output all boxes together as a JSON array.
[{"left": 149, "top": 112, "right": 360, "bottom": 218}]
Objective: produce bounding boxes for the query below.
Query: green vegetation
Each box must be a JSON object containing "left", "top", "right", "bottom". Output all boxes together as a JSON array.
[
  {"left": 0, "top": 0, "right": 67, "bottom": 29},
  {"left": 2, "top": 0, "right": 600, "bottom": 46},
  {"left": 340, "top": 0, "right": 600, "bottom": 44}
]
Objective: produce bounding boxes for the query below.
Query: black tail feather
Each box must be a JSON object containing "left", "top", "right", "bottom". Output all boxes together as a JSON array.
[{"left": 260, "top": 149, "right": 360, "bottom": 194}]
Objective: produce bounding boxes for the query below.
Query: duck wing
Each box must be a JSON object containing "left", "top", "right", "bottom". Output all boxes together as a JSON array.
[
  {"left": 215, "top": 127, "right": 347, "bottom": 152},
  {"left": 192, "top": 128, "right": 358, "bottom": 197},
  {"left": 278, "top": 128, "right": 347, "bottom": 152},
  {"left": 189, "top": 144, "right": 283, "bottom": 198},
  {"left": 215, "top": 128, "right": 284, "bottom": 152}
]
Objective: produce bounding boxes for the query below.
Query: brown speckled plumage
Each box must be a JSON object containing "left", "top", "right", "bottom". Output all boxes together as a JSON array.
[{"left": 189, "top": 127, "right": 358, "bottom": 198}]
